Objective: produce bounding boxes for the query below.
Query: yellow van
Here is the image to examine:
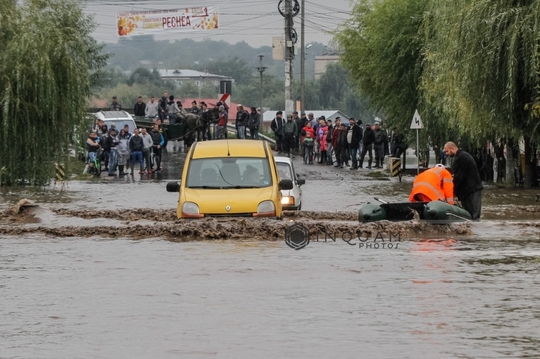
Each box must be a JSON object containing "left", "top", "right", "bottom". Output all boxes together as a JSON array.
[{"left": 166, "top": 139, "right": 293, "bottom": 219}]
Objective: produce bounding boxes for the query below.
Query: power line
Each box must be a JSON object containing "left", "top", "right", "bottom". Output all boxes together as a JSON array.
[{"left": 83, "top": 0, "right": 352, "bottom": 44}]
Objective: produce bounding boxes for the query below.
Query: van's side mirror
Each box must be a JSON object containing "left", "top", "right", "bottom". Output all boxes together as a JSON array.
[
  {"left": 297, "top": 178, "right": 305, "bottom": 186},
  {"left": 279, "top": 179, "right": 293, "bottom": 190},
  {"left": 166, "top": 181, "right": 180, "bottom": 192}
]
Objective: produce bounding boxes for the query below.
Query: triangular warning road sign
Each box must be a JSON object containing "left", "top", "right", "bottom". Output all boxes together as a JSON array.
[{"left": 410, "top": 109, "right": 424, "bottom": 129}]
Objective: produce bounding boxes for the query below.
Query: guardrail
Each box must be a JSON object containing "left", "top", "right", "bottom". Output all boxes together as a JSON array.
[{"left": 226, "top": 124, "right": 276, "bottom": 144}]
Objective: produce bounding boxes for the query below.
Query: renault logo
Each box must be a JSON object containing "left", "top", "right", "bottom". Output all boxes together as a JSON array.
[{"left": 225, "top": 205, "right": 231, "bottom": 212}]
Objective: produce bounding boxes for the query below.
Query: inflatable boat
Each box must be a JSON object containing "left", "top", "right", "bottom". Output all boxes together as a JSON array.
[{"left": 358, "top": 200, "right": 472, "bottom": 223}]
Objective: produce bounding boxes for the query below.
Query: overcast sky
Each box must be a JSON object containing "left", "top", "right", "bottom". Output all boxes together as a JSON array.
[{"left": 83, "top": 0, "right": 353, "bottom": 47}]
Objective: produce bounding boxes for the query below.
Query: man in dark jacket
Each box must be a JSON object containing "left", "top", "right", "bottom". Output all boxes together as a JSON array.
[
  {"left": 444, "top": 142, "right": 483, "bottom": 219},
  {"left": 190, "top": 100, "right": 201, "bottom": 115},
  {"left": 282, "top": 114, "right": 297, "bottom": 158},
  {"left": 158, "top": 92, "right": 168, "bottom": 122},
  {"left": 326, "top": 119, "right": 334, "bottom": 165},
  {"left": 390, "top": 127, "right": 406, "bottom": 158},
  {"left": 109, "top": 96, "right": 121, "bottom": 111},
  {"left": 104, "top": 128, "right": 119, "bottom": 176},
  {"left": 297, "top": 112, "right": 309, "bottom": 135},
  {"left": 334, "top": 123, "right": 349, "bottom": 168},
  {"left": 271, "top": 111, "right": 285, "bottom": 153},
  {"left": 373, "top": 122, "right": 387, "bottom": 168},
  {"left": 128, "top": 128, "right": 145, "bottom": 174},
  {"left": 359, "top": 124, "right": 375, "bottom": 168},
  {"left": 235, "top": 104, "right": 248, "bottom": 139},
  {"left": 133, "top": 96, "right": 146, "bottom": 121},
  {"left": 248, "top": 107, "right": 260, "bottom": 140},
  {"left": 291, "top": 111, "right": 301, "bottom": 153},
  {"left": 347, "top": 118, "right": 363, "bottom": 169}
]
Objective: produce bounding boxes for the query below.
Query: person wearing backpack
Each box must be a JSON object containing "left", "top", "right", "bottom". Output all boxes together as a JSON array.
[
  {"left": 283, "top": 114, "right": 297, "bottom": 158},
  {"left": 248, "top": 107, "right": 260, "bottom": 140}
]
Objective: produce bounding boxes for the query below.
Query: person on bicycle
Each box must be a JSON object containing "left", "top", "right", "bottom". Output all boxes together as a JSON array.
[
  {"left": 87, "top": 131, "right": 100, "bottom": 173},
  {"left": 150, "top": 124, "right": 164, "bottom": 172}
]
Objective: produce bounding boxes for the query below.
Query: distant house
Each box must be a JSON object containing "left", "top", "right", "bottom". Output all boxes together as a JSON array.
[
  {"left": 157, "top": 69, "right": 233, "bottom": 87},
  {"left": 314, "top": 55, "right": 340, "bottom": 80}
]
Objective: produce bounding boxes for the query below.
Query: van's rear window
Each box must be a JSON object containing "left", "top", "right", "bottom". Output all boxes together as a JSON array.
[
  {"left": 186, "top": 158, "right": 272, "bottom": 188},
  {"left": 104, "top": 120, "right": 135, "bottom": 134}
]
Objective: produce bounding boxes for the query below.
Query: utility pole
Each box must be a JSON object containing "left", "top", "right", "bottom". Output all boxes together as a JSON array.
[
  {"left": 300, "top": 0, "right": 305, "bottom": 114},
  {"left": 256, "top": 55, "right": 267, "bottom": 113},
  {"left": 284, "top": 0, "right": 294, "bottom": 115},
  {"left": 198, "top": 75, "right": 202, "bottom": 102}
]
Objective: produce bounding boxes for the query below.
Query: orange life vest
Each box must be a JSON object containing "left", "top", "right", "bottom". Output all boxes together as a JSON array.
[{"left": 409, "top": 165, "right": 455, "bottom": 204}]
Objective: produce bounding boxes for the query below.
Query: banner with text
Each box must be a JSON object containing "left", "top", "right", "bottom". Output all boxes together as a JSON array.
[{"left": 117, "top": 7, "right": 219, "bottom": 37}]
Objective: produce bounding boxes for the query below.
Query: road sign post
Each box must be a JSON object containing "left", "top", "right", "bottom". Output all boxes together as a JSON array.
[{"left": 410, "top": 109, "right": 424, "bottom": 175}]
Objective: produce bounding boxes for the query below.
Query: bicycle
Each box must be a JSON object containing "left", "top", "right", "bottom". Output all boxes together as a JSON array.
[
  {"left": 149, "top": 146, "right": 161, "bottom": 172},
  {"left": 87, "top": 149, "right": 102, "bottom": 177}
]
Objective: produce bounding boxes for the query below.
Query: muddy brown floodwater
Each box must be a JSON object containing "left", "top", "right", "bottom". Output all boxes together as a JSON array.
[{"left": 1, "top": 144, "right": 540, "bottom": 358}]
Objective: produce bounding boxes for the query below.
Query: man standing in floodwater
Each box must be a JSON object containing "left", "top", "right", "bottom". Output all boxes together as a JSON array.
[{"left": 444, "top": 141, "right": 483, "bottom": 220}]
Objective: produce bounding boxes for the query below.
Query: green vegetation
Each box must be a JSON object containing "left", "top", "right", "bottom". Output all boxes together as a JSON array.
[
  {"left": 335, "top": 0, "right": 540, "bottom": 187},
  {"left": 0, "top": 0, "right": 107, "bottom": 186}
]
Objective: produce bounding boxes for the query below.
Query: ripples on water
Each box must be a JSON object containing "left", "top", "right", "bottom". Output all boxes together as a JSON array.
[{"left": 1, "top": 235, "right": 539, "bottom": 358}]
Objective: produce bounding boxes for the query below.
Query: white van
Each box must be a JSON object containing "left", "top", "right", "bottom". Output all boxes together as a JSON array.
[{"left": 94, "top": 110, "right": 136, "bottom": 133}]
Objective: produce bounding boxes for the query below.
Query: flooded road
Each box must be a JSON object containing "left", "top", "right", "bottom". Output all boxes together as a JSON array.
[
  {"left": 2, "top": 236, "right": 540, "bottom": 358},
  {"left": 1, "top": 143, "right": 540, "bottom": 358}
]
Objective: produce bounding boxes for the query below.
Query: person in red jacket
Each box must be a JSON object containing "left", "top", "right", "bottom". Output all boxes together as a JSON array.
[{"left": 409, "top": 164, "right": 455, "bottom": 204}]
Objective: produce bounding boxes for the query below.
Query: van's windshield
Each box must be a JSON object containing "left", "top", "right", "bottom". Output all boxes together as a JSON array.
[{"left": 186, "top": 158, "right": 273, "bottom": 189}]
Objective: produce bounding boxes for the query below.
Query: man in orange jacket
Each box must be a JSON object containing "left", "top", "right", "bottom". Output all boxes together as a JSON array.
[{"left": 409, "top": 164, "right": 455, "bottom": 204}]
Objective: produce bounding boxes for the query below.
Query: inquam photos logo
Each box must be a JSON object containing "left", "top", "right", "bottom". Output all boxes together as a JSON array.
[{"left": 284, "top": 224, "right": 402, "bottom": 251}]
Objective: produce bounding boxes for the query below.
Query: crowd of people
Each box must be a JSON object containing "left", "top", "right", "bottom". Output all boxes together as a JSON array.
[
  {"left": 110, "top": 93, "right": 196, "bottom": 125},
  {"left": 102, "top": 96, "right": 487, "bottom": 219},
  {"left": 270, "top": 111, "right": 407, "bottom": 169},
  {"left": 108, "top": 94, "right": 266, "bottom": 142},
  {"left": 88, "top": 119, "right": 165, "bottom": 177}
]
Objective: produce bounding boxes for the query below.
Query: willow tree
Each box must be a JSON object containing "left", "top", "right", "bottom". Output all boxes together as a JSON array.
[
  {"left": 0, "top": 0, "right": 107, "bottom": 185},
  {"left": 422, "top": 0, "right": 540, "bottom": 186},
  {"left": 334, "top": 0, "right": 428, "bottom": 133}
]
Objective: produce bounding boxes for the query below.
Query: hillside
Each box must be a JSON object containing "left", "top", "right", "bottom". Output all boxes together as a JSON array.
[{"left": 105, "top": 36, "right": 328, "bottom": 80}]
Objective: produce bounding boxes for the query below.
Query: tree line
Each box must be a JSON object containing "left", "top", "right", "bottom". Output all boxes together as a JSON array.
[
  {"left": 93, "top": 62, "right": 377, "bottom": 124},
  {"left": 0, "top": 0, "right": 107, "bottom": 186},
  {"left": 335, "top": 0, "right": 540, "bottom": 187}
]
